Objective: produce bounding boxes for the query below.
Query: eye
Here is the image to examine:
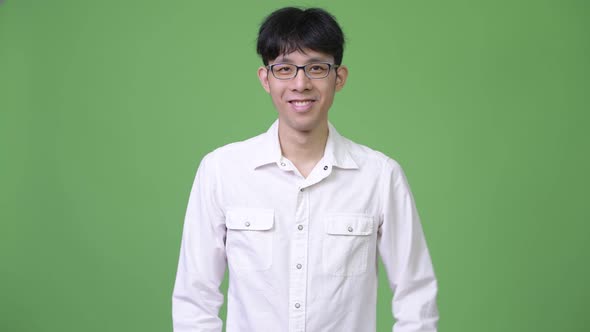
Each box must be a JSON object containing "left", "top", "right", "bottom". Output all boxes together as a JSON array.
[
  {"left": 274, "top": 65, "right": 294, "bottom": 74},
  {"left": 308, "top": 64, "right": 328, "bottom": 73}
]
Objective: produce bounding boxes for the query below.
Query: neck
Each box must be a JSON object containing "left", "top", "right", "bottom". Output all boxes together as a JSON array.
[{"left": 278, "top": 121, "right": 328, "bottom": 174}]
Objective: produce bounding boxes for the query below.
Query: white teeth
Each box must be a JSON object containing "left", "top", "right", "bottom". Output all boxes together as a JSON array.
[{"left": 292, "top": 100, "right": 312, "bottom": 106}]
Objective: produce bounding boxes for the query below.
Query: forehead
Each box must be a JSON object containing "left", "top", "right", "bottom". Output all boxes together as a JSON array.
[{"left": 271, "top": 48, "right": 335, "bottom": 64}]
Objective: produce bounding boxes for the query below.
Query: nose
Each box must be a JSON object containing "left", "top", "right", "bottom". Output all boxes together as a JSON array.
[{"left": 290, "top": 67, "right": 313, "bottom": 91}]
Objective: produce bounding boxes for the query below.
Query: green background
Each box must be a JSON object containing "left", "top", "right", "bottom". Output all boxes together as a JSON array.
[{"left": 1, "top": 0, "right": 588, "bottom": 331}]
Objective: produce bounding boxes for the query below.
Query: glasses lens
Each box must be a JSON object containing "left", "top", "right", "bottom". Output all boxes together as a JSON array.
[
  {"left": 305, "top": 63, "right": 331, "bottom": 78},
  {"left": 272, "top": 64, "right": 297, "bottom": 79}
]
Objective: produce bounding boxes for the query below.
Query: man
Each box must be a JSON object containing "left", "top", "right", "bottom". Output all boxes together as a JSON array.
[{"left": 172, "top": 7, "right": 438, "bottom": 332}]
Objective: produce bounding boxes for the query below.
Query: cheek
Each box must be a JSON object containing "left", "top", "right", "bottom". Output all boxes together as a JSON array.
[
  {"left": 320, "top": 85, "right": 337, "bottom": 101},
  {"left": 269, "top": 90, "right": 285, "bottom": 108},
  {"left": 268, "top": 84, "right": 286, "bottom": 98},
  {"left": 268, "top": 86, "right": 281, "bottom": 103}
]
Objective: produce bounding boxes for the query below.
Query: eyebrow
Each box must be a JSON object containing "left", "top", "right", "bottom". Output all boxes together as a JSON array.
[{"left": 275, "top": 57, "right": 331, "bottom": 64}]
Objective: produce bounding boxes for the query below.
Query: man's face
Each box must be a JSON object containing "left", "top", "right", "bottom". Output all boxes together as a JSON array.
[{"left": 257, "top": 49, "right": 348, "bottom": 134}]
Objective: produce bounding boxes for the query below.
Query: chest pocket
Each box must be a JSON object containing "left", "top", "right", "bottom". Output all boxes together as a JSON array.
[
  {"left": 323, "top": 214, "right": 375, "bottom": 276},
  {"left": 225, "top": 208, "right": 274, "bottom": 271}
]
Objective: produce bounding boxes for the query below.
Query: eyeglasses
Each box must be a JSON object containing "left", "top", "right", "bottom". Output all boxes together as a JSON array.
[{"left": 266, "top": 62, "right": 339, "bottom": 80}]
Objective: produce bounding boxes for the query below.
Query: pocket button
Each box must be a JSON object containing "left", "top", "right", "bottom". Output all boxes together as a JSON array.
[
  {"left": 225, "top": 209, "right": 274, "bottom": 271},
  {"left": 323, "top": 214, "right": 375, "bottom": 276}
]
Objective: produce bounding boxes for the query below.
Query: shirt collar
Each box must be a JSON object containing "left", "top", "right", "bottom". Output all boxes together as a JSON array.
[{"left": 252, "top": 119, "right": 359, "bottom": 170}]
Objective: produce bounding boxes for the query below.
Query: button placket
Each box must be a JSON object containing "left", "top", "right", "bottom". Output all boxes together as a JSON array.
[{"left": 289, "top": 183, "right": 310, "bottom": 331}]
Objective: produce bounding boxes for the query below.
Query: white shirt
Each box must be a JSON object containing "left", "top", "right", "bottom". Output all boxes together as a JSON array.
[{"left": 172, "top": 120, "right": 439, "bottom": 332}]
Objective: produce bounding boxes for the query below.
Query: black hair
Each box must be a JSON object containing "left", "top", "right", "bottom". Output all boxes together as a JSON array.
[{"left": 256, "top": 7, "right": 345, "bottom": 66}]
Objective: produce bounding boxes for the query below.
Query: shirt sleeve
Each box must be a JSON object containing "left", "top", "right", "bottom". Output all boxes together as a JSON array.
[
  {"left": 172, "top": 151, "right": 227, "bottom": 332},
  {"left": 377, "top": 158, "right": 439, "bottom": 332}
]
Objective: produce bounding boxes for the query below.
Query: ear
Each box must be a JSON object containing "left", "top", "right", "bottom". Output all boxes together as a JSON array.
[
  {"left": 335, "top": 65, "right": 348, "bottom": 92},
  {"left": 257, "top": 66, "right": 271, "bottom": 93}
]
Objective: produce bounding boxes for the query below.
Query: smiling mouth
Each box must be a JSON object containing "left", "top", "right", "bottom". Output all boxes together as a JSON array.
[
  {"left": 290, "top": 100, "right": 314, "bottom": 106},
  {"left": 288, "top": 99, "right": 315, "bottom": 112}
]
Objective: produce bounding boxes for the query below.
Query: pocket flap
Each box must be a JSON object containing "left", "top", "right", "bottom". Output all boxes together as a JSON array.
[
  {"left": 325, "top": 214, "right": 374, "bottom": 235},
  {"left": 226, "top": 208, "right": 274, "bottom": 231}
]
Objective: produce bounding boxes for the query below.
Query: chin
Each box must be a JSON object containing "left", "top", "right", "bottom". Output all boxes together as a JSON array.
[
  {"left": 278, "top": 110, "right": 327, "bottom": 133},
  {"left": 288, "top": 118, "right": 323, "bottom": 133}
]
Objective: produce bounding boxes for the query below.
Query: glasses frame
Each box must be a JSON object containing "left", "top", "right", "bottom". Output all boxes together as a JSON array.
[{"left": 266, "top": 62, "right": 340, "bottom": 80}]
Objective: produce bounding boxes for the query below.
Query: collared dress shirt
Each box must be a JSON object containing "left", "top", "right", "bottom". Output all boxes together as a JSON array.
[{"left": 172, "top": 120, "right": 439, "bottom": 332}]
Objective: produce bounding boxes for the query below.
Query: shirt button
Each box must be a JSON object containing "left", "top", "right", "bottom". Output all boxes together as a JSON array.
[
  {"left": 323, "top": 165, "right": 328, "bottom": 170},
  {"left": 296, "top": 263, "right": 302, "bottom": 269},
  {"left": 347, "top": 226, "right": 353, "bottom": 232},
  {"left": 280, "top": 162, "right": 286, "bottom": 166},
  {"left": 298, "top": 225, "right": 303, "bottom": 231},
  {"left": 245, "top": 221, "right": 251, "bottom": 227},
  {"left": 294, "top": 303, "right": 301, "bottom": 308},
  {"left": 300, "top": 188, "right": 304, "bottom": 192}
]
